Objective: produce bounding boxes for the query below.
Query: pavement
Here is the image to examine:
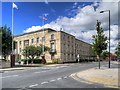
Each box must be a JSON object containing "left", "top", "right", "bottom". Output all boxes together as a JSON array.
[
  {"left": 0, "top": 67, "right": 25, "bottom": 72},
  {"left": 71, "top": 61, "right": 119, "bottom": 88}
]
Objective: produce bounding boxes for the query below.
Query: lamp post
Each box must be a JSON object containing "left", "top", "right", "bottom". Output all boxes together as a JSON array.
[{"left": 100, "top": 10, "right": 111, "bottom": 68}]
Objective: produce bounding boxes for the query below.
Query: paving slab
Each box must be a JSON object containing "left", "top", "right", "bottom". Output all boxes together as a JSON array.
[{"left": 74, "top": 67, "right": 119, "bottom": 88}]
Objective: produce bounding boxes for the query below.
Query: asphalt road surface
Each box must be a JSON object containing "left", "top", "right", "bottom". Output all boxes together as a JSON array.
[{"left": 1, "top": 61, "right": 119, "bottom": 89}]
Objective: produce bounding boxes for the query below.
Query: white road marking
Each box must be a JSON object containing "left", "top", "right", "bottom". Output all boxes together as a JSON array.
[
  {"left": 32, "top": 67, "right": 39, "bottom": 69},
  {"left": 69, "top": 75, "right": 72, "bottom": 77},
  {"left": 42, "top": 71, "right": 46, "bottom": 72},
  {"left": 34, "top": 71, "right": 47, "bottom": 73},
  {"left": 49, "top": 79, "right": 56, "bottom": 82},
  {"left": 34, "top": 72, "right": 41, "bottom": 74},
  {"left": 64, "top": 76, "right": 67, "bottom": 78},
  {"left": 57, "top": 78, "right": 62, "bottom": 80},
  {"left": 41, "top": 81, "right": 48, "bottom": 85},
  {"left": 56, "top": 67, "right": 59, "bottom": 69},
  {"left": 1, "top": 75, "right": 19, "bottom": 79},
  {"left": 29, "top": 84, "right": 38, "bottom": 87}
]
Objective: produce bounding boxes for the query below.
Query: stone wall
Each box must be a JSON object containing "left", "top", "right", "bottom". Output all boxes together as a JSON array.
[{"left": 0, "top": 60, "right": 11, "bottom": 68}]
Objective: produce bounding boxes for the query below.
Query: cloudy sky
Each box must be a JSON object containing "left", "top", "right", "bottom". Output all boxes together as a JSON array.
[{"left": 2, "top": 0, "right": 119, "bottom": 53}]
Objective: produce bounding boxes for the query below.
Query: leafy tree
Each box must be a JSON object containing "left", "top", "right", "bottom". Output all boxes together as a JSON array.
[
  {"left": 1, "top": 25, "right": 12, "bottom": 60},
  {"left": 22, "top": 45, "right": 50, "bottom": 61},
  {"left": 101, "top": 51, "right": 109, "bottom": 60},
  {"left": 92, "top": 20, "right": 108, "bottom": 69},
  {"left": 115, "top": 42, "right": 120, "bottom": 56},
  {"left": 22, "top": 45, "right": 36, "bottom": 60},
  {"left": 36, "top": 45, "right": 50, "bottom": 57}
]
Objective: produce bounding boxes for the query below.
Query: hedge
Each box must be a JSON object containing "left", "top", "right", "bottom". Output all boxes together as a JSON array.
[
  {"left": 21, "top": 59, "right": 42, "bottom": 64},
  {"left": 33, "top": 59, "right": 42, "bottom": 64}
]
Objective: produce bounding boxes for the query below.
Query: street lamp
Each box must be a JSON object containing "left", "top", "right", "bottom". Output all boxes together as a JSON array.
[{"left": 100, "top": 10, "right": 111, "bottom": 68}]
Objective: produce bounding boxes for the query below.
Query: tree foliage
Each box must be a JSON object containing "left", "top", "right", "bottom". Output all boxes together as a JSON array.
[
  {"left": 22, "top": 45, "right": 50, "bottom": 60},
  {"left": 1, "top": 25, "right": 12, "bottom": 59},
  {"left": 115, "top": 42, "right": 120, "bottom": 56},
  {"left": 92, "top": 20, "right": 108, "bottom": 58},
  {"left": 101, "top": 51, "right": 109, "bottom": 59},
  {"left": 92, "top": 20, "right": 108, "bottom": 69}
]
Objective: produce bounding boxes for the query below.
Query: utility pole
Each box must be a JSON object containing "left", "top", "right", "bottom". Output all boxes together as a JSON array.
[{"left": 100, "top": 10, "right": 111, "bottom": 68}]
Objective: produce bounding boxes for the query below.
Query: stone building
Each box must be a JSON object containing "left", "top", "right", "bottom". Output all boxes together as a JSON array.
[{"left": 14, "top": 28, "right": 94, "bottom": 63}]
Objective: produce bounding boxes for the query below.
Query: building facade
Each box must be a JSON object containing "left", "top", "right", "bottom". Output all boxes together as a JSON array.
[{"left": 14, "top": 28, "right": 94, "bottom": 63}]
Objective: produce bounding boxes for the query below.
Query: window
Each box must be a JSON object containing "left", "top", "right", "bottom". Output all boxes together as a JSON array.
[
  {"left": 37, "top": 37, "right": 39, "bottom": 43},
  {"left": 24, "top": 40, "right": 29, "bottom": 46},
  {"left": 42, "top": 37, "right": 45, "bottom": 42},
  {"left": 62, "top": 34, "right": 65, "bottom": 40},
  {"left": 51, "top": 43, "right": 55, "bottom": 51},
  {"left": 68, "top": 36, "right": 69, "bottom": 39},
  {"left": 19, "top": 55, "right": 21, "bottom": 59},
  {"left": 20, "top": 48, "right": 21, "bottom": 53},
  {"left": 19, "top": 41, "right": 21, "bottom": 45},
  {"left": 31, "top": 38, "right": 34, "bottom": 43},
  {"left": 51, "top": 34, "right": 54, "bottom": 40}
]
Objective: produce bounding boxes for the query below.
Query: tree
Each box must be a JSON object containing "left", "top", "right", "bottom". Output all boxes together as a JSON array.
[
  {"left": 1, "top": 25, "right": 12, "bottom": 60},
  {"left": 101, "top": 51, "right": 109, "bottom": 60},
  {"left": 22, "top": 45, "right": 36, "bottom": 60},
  {"left": 36, "top": 45, "right": 50, "bottom": 57},
  {"left": 92, "top": 20, "right": 108, "bottom": 69},
  {"left": 22, "top": 45, "right": 50, "bottom": 63},
  {"left": 115, "top": 42, "right": 120, "bottom": 56}
]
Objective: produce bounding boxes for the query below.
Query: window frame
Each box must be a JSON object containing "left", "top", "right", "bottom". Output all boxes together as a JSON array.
[
  {"left": 36, "top": 37, "right": 39, "bottom": 43},
  {"left": 51, "top": 34, "right": 54, "bottom": 40},
  {"left": 31, "top": 38, "right": 34, "bottom": 43}
]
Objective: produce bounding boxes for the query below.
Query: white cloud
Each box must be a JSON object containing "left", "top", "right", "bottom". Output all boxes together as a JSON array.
[
  {"left": 92, "top": 1, "right": 99, "bottom": 7},
  {"left": 44, "top": 13, "right": 49, "bottom": 17},
  {"left": 23, "top": 22, "right": 62, "bottom": 33},
  {"left": 23, "top": 26, "right": 42, "bottom": 33},
  {"left": 73, "top": 2, "right": 78, "bottom": 8},
  {"left": 45, "top": 0, "right": 48, "bottom": 4},
  {"left": 110, "top": 25, "right": 118, "bottom": 39},
  {"left": 23, "top": 1, "right": 118, "bottom": 53},
  {"left": 74, "top": 2, "right": 78, "bottom": 6}
]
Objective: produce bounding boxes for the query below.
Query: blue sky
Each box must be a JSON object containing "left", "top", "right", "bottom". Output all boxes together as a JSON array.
[
  {"left": 2, "top": 2, "right": 94, "bottom": 35},
  {"left": 2, "top": 1, "right": 118, "bottom": 53}
]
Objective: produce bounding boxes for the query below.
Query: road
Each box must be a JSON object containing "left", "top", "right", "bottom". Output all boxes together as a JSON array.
[{"left": 1, "top": 61, "right": 118, "bottom": 89}]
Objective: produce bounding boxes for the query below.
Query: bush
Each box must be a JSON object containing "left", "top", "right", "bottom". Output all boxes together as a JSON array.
[
  {"left": 23, "top": 60, "right": 27, "bottom": 64},
  {"left": 21, "top": 59, "right": 31, "bottom": 64},
  {"left": 28, "top": 59, "right": 32, "bottom": 64},
  {"left": 21, "top": 59, "right": 42, "bottom": 64},
  {"left": 53, "top": 58, "right": 58, "bottom": 64},
  {"left": 33, "top": 59, "right": 42, "bottom": 64},
  {"left": 21, "top": 59, "right": 27, "bottom": 61}
]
